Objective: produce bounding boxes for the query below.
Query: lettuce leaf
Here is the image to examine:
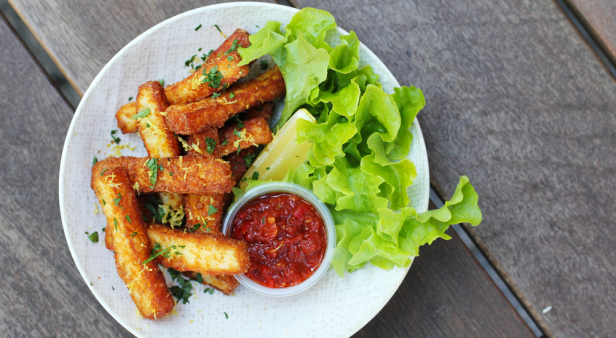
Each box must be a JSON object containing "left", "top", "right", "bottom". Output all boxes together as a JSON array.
[
  {"left": 329, "top": 31, "right": 360, "bottom": 74},
  {"left": 285, "top": 8, "right": 336, "bottom": 50},
  {"left": 237, "top": 21, "right": 285, "bottom": 66},
  {"left": 296, "top": 111, "right": 356, "bottom": 166}
]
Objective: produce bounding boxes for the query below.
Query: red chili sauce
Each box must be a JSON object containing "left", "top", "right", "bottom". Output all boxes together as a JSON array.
[{"left": 231, "top": 193, "right": 327, "bottom": 288}]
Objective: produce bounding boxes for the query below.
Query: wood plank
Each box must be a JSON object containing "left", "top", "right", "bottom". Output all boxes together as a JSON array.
[
  {"left": 7, "top": 0, "right": 276, "bottom": 95},
  {"left": 0, "top": 14, "right": 130, "bottom": 337},
  {"left": 292, "top": 0, "right": 616, "bottom": 337},
  {"left": 357, "top": 229, "right": 533, "bottom": 338},
  {"left": 565, "top": 0, "right": 616, "bottom": 64}
]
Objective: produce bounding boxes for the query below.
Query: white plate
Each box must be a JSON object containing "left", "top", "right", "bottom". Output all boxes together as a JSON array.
[{"left": 58, "top": 2, "right": 429, "bottom": 337}]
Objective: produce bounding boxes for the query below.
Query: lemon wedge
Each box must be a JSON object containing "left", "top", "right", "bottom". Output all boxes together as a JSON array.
[{"left": 241, "top": 109, "right": 316, "bottom": 188}]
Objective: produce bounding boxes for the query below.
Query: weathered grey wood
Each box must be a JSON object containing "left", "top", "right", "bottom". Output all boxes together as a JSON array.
[
  {"left": 7, "top": 0, "right": 275, "bottom": 95},
  {"left": 358, "top": 228, "right": 533, "bottom": 338},
  {"left": 0, "top": 14, "right": 130, "bottom": 338},
  {"left": 293, "top": 0, "right": 616, "bottom": 337},
  {"left": 565, "top": 0, "right": 616, "bottom": 65}
]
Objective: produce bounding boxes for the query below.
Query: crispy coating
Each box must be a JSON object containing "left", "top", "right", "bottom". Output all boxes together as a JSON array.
[
  {"left": 185, "top": 127, "right": 219, "bottom": 157},
  {"left": 216, "top": 118, "right": 272, "bottom": 157},
  {"left": 146, "top": 223, "right": 250, "bottom": 276},
  {"left": 115, "top": 102, "right": 139, "bottom": 134},
  {"left": 243, "top": 101, "right": 274, "bottom": 122},
  {"left": 184, "top": 194, "right": 224, "bottom": 233},
  {"left": 92, "top": 168, "right": 175, "bottom": 319},
  {"left": 224, "top": 147, "right": 257, "bottom": 185},
  {"left": 182, "top": 271, "right": 239, "bottom": 296},
  {"left": 92, "top": 156, "right": 234, "bottom": 195},
  {"left": 137, "top": 81, "right": 184, "bottom": 209},
  {"left": 164, "top": 29, "right": 251, "bottom": 105},
  {"left": 165, "top": 66, "right": 285, "bottom": 135}
]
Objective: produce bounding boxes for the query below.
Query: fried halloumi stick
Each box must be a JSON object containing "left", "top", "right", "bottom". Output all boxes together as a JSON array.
[
  {"left": 243, "top": 101, "right": 274, "bottom": 122},
  {"left": 182, "top": 271, "right": 239, "bottom": 296},
  {"left": 93, "top": 156, "right": 234, "bottom": 195},
  {"left": 183, "top": 127, "right": 219, "bottom": 157},
  {"left": 184, "top": 193, "right": 224, "bottom": 233},
  {"left": 146, "top": 223, "right": 250, "bottom": 276},
  {"left": 115, "top": 102, "right": 139, "bottom": 134},
  {"left": 165, "top": 29, "right": 252, "bottom": 105},
  {"left": 136, "top": 81, "right": 184, "bottom": 209},
  {"left": 92, "top": 168, "right": 175, "bottom": 319},
  {"left": 165, "top": 66, "right": 285, "bottom": 135}
]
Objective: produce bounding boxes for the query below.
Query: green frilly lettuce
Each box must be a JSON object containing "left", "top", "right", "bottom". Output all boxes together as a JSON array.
[{"left": 237, "top": 8, "right": 482, "bottom": 277}]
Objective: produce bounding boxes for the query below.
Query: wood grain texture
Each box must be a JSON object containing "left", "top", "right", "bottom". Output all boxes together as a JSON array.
[
  {"left": 293, "top": 0, "right": 616, "bottom": 337},
  {"left": 7, "top": 0, "right": 275, "bottom": 95},
  {"left": 0, "top": 15, "right": 130, "bottom": 338},
  {"left": 357, "top": 229, "right": 533, "bottom": 338},
  {"left": 565, "top": 0, "right": 616, "bottom": 64}
]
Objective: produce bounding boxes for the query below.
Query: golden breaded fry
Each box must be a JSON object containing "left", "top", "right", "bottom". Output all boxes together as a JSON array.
[
  {"left": 146, "top": 223, "right": 250, "bottom": 276},
  {"left": 185, "top": 127, "right": 219, "bottom": 157},
  {"left": 243, "top": 101, "right": 274, "bottom": 122},
  {"left": 115, "top": 102, "right": 139, "bottom": 134},
  {"left": 92, "top": 168, "right": 175, "bottom": 319},
  {"left": 93, "top": 156, "right": 234, "bottom": 195},
  {"left": 182, "top": 271, "right": 239, "bottom": 296},
  {"left": 165, "top": 66, "right": 286, "bottom": 135},
  {"left": 137, "top": 81, "right": 184, "bottom": 209},
  {"left": 215, "top": 118, "right": 273, "bottom": 157},
  {"left": 224, "top": 148, "right": 257, "bottom": 185},
  {"left": 184, "top": 194, "right": 224, "bottom": 233},
  {"left": 185, "top": 118, "right": 272, "bottom": 158},
  {"left": 164, "top": 29, "right": 252, "bottom": 105}
]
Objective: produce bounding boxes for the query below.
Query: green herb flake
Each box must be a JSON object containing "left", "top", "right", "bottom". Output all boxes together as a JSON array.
[
  {"left": 244, "top": 153, "right": 257, "bottom": 167},
  {"left": 205, "top": 137, "right": 217, "bottom": 154},
  {"left": 195, "top": 24, "right": 202, "bottom": 31},
  {"left": 143, "top": 244, "right": 174, "bottom": 265},
  {"left": 185, "top": 54, "right": 197, "bottom": 67},
  {"left": 125, "top": 215, "right": 132, "bottom": 223},
  {"left": 158, "top": 79, "right": 164, "bottom": 87},
  {"left": 128, "top": 96, "right": 133, "bottom": 101},
  {"left": 261, "top": 217, "right": 265, "bottom": 225},
  {"left": 198, "top": 48, "right": 202, "bottom": 51},
  {"left": 211, "top": 92, "right": 221, "bottom": 99},
  {"left": 266, "top": 167, "right": 271, "bottom": 170},
  {"left": 113, "top": 193, "right": 122, "bottom": 206},
  {"left": 224, "top": 39, "right": 239, "bottom": 55},
  {"left": 92, "top": 156, "right": 98, "bottom": 165},
  {"left": 233, "top": 116, "right": 244, "bottom": 129},
  {"left": 229, "top": 92, "right": 235, "bottom": 99},
  {"left": 169, "top": 172, "right": 173, "bottom": 176},
  {"left": 208, "top": 204, "right": 218, "bottom": 216},
  {"left": 131, "top": 107, "right": 151, "bottom": 120},
  {"left": 88, "top": 232, "right": 99, "bottom": 243},
  {"left": 224, "top": 312, "right": 228, "bottom": 319},
  {"left": 110, "top": 130, "right": 121, "bottom": 144},
  {"left": 131, "top": 232, "right": 137, "bottom": 237},
  {"left": 112, "top": 286, "right": 115, "bottom": 290},
  {"left": 201, "top": 65, "right": 223, "bottom": 88},
  {"left": 146, "top": 158, "right": 159, "bottom": 186},
  {"left": 233, "top": 129, "right": 241, "bottom": 137},
  {"left": 214, "top": 24, "right": 223, "bottom": 34},
  {"left": 252, "top": 171, "right": 260, "bottom": 180},
  {"left": 227, "top": 56, "right": 233, "bottom": 61},
  {"left": 196, "top": 273, "right": 203, "bottom": 283},
  {"left": 221, "top": 139, "right": 228, "bottom": 146},
  {"left": 114, "top": 218, "right": 118, "bottom": 231}
]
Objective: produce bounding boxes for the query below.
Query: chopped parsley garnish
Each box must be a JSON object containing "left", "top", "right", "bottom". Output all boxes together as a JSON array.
[
  {"left": 214, "top": 24, "right": 223, "bottom": 34},
  {"left": 198, "top": 48, "right": 202, "bottom": 51},
  {"left": 244, "top": 153, "right": 256, "bottom": 167},
  {"left": 185, "top": 54, "right": 197, "bottom": 67},
  {"left": 237, "top": 144, "right": 242, "bottom": 155},
  {"left": 125, "top": 215, "right": 132, "bottom": 223},
  {"left": 131, "top": 107, "right": 151, "bottom": 120},
  {"left": 146, "top": 158, "right": 160, "bottom": 186},
  {"left": 196, "top": 273, "right": 203, "bottom": 283},
  {"left": 142, "top": 243, "right": 176, "bottom": 265},
  {"left": 233, "top": 129, "right": 242, "bottom": 137},
  {"left": 158, "top": 79, "right": 164, "bottom": 87},
  {"left": 222, "top": 83, "right": 229, "bottom": 91},
  {"left": 169, "top": 172, "right": 173, "bottom": 176},
  {"left": 110, "top": 130, "right": 121, "bottom": 144},
  {"left": 113, "top": 193, "right": 121, "bottom": 206},
  {"left": 261, "top": 216, "right": 265, "bottom": 224},
  {"left": 252, "top": 171, "right": 260, "bottom": 180},
  {"left": 227, "top": 56, "right": 233, "bottom": 61},
  {"left": 112, "top": 286, "right": 115, "bottom": 290},
  {"left": 168, "top": 267, "right": 193, "bottom": 304},
  {"left": 221, "top": 139, "right": 228, "bottom": 146},
  {"left": 131, "top": 231, "right": 137, "bottom": 237},
  {"left": 92, "top": 156, "right": 98, "bottom": 165},
  {"left": 188, "top": 223, "right": 202, "bottom": 233},
  {"left": 88, "top": 232, "right": 99, "bottom": 243},
  {"left": 102, "top": 228, "right": 105, "bottom": 232},
  {"left": 146, "top": 123, "right": 151, "bottom": 128},
  {"left": 233, "top": 116, "right": 244, "bottom": 128},
  {"left": 224, "top": 312, "right": 228, "bottom": 319},
  {"left": 224, "top": 39, "right": 239, "bottom": 55},
  {"left": 266, "top": 167, "right": 271, "bottom": 170},
  {"left": 229, "top": 92, "right": 235, "bottom": 99},
  {"left": 208, "top": 204, "right": 218, "bottom": 216},
  {"left": 211, "top": 92, "right": 221, "bottom": 99},
  {"left": 261, "top": 59, "right": 268, "bottom": 70},
  {"left": 195, "top": 24, "right": 202, "bottom": 31},
  {"left": 201, "top": 65, "right": 223, "bottom": 88},
  {"left": 204, "top": 288, "right": 214, "bottom": 295},
  {"left": 114, "top": 218, "right": 118, "bottom": 230},
  {"left": 205, "top": 137, "right": 216, "bottom": 154},
  {"left": 128, "top": 96, "right": 133, "bottom": 101},
  {"left": 206, "top": 227, "right": 211, "bottom": 233}
]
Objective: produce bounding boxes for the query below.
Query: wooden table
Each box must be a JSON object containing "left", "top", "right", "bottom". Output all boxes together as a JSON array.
[{"left": 1, "top": 0, "right": 614, "bottom": 337}]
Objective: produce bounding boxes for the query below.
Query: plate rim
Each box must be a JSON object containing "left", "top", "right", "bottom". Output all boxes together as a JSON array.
[{"left": 58, "top": 2, "right": 430, "bottom": 337}]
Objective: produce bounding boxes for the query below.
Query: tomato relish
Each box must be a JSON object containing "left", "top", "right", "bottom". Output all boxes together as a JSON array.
[{"left": 231, "top": 193, "right": 327, "bottom": 288}]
